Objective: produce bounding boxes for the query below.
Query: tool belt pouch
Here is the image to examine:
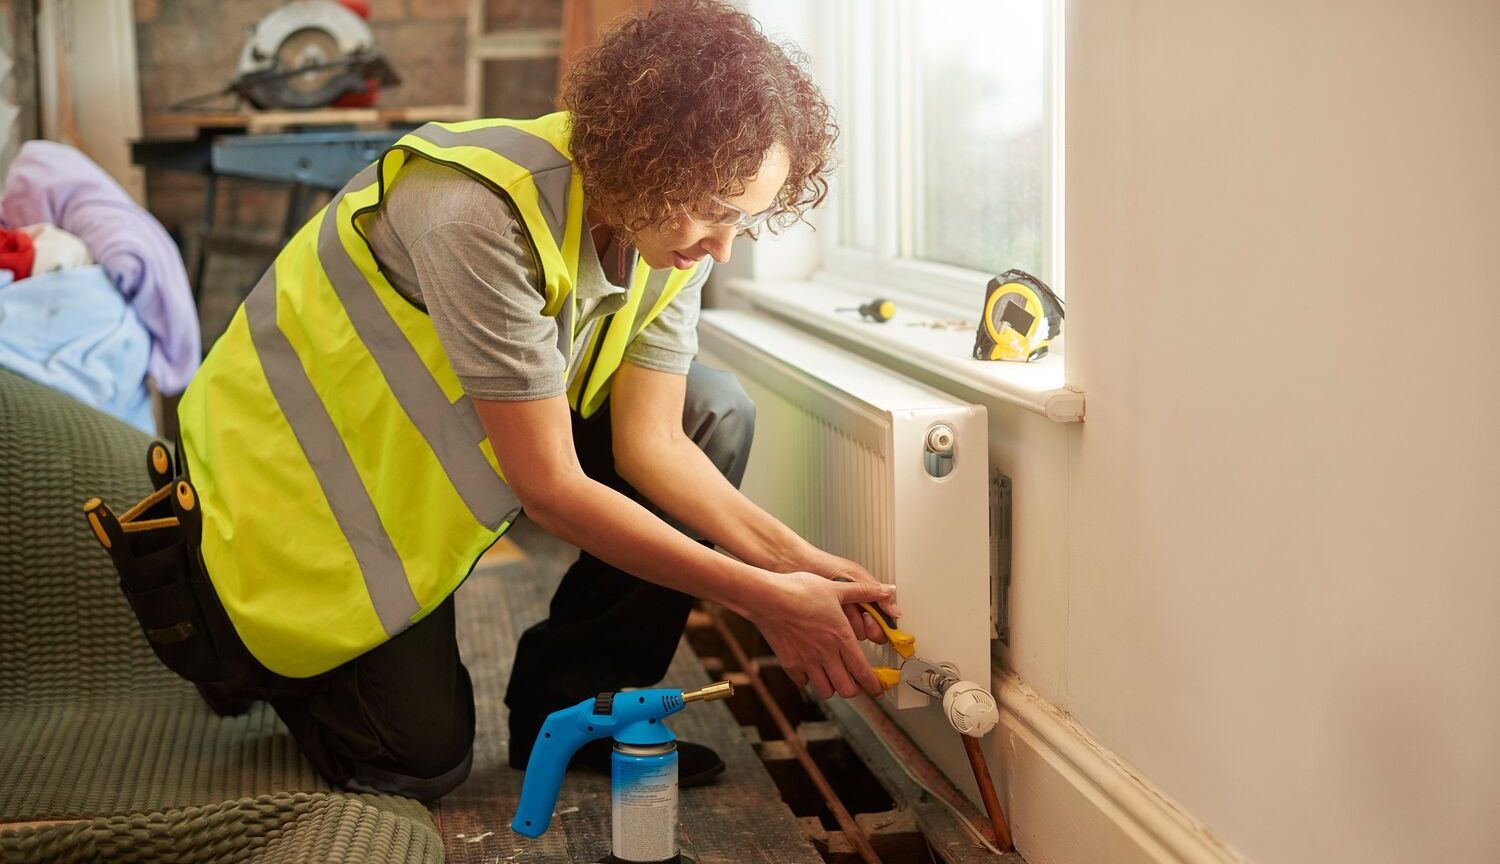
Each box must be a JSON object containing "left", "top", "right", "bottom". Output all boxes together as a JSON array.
[
  {"left": 120, "top": 531, "right": 220, "bottom": 684},
  {"left": 84, "top": 445, "right": 224, "bottom": 685}
]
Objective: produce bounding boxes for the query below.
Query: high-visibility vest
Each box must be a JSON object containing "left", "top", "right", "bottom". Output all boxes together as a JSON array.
[{"left": 178, "top": 113, "right": 704, "bottom": 678}]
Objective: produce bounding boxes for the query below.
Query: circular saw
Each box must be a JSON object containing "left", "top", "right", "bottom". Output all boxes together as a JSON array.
[{"left": 233, "top": 1, "right": 398, "bottom": 110}]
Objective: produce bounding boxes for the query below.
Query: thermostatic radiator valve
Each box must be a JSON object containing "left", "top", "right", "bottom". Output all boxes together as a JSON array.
[
  {"left": 899, "top": 658, "right": 1000, "bottom": 738},
  {"left": 942, "top": 681, "right": 999, "bottom": 738}
]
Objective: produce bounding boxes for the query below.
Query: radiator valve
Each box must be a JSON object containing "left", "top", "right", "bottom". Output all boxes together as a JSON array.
[
  {"left": 925, "top": 424, "right": 955, "bottom": 454},
  {"left": 899, "top": 658, "right": 999, "bottom": 737},
  {"left": 924, "top": 423, "right": 956, "bottom": 477},
  {"left": 943, "top": 681, "right": 1000, "bottom": 738}
]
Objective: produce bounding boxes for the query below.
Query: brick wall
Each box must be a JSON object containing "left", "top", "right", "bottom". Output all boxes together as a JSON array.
[{"left": 135, "top": 0, "right": 561, "bottom": 344}]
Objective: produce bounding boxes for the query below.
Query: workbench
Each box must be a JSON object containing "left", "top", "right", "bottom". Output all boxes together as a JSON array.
[{"left": 132, "top": 106, "right": 474, "bottom": 300}]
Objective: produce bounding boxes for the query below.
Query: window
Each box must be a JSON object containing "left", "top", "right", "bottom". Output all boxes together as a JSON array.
[{"left": 814, "top": 0, "right": 1063, "bottom": 307}]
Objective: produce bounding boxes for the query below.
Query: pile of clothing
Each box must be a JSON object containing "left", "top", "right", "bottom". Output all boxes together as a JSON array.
[{"left": 0, "top": 141, "right": 200, "bottom": 433}]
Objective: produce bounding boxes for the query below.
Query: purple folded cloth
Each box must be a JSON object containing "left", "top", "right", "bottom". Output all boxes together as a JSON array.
[{"left": 1, "top": 140, "right": 200, "bottom": 394}]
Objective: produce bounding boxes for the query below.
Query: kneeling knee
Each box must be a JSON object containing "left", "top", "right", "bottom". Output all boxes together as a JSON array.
[
  {"left": 349, "top": 738, "right": 475, "bottom": 801},
  {"left": 685, "top": 365, "right": 756, "bottom": 477}
]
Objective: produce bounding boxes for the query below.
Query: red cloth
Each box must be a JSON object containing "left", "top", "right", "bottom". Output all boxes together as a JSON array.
[{"left": 0, "top": 227, "right": 35, "bottom": 280}]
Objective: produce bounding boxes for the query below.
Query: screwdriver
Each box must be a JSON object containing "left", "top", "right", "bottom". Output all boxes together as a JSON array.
[{"left": 837, "top": 298, "right": 896, "bottom": 323}]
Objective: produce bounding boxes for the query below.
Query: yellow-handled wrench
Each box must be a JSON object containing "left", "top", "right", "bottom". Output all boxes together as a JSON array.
[
  {"left": 833, "top": 576, "right": 915, "bottom": 658},
  {"left": 834, "top": 577, "right": 916, "bottom": 691}
]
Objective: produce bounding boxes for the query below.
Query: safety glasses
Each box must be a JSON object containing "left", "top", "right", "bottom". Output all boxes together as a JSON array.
[{"left": 687, "top": 194, "right": 780, "bottom": 233}]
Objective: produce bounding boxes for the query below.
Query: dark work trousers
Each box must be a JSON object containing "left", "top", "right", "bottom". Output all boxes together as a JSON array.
[
  {"left": 504, "top": 362, "right": 756, "bottom": 768},
  {"left": 268, "top": 597, "right": 477, "bottom": 801},
  {"left": 266, "top": 363, "right": 756, "bottom": 799}
]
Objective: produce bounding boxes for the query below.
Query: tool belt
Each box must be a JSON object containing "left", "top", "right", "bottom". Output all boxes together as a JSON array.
[{"left": 83, "top": 440, "right": 264, "bottom": 691}]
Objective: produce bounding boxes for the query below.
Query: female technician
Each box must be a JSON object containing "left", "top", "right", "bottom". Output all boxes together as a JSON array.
[{"left": 107, "top": 0, "right": 898, "bottom": 799}]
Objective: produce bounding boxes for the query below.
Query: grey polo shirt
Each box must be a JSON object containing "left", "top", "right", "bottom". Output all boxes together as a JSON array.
[{"left": 361, "top": 157, "right": 708, "bottom": 402}]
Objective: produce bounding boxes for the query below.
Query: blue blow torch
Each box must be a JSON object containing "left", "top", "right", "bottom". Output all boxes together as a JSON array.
[{"left": 512, "top": 681, "right": 734, "bottom": 863}]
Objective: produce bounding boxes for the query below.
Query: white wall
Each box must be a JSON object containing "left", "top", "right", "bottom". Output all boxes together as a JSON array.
[
  {"left": 1056, "top": 1, "right": 1500, "bottom": 861},
  {"left": 726, "top": 1, "right": 1499, "bottom": 861}
]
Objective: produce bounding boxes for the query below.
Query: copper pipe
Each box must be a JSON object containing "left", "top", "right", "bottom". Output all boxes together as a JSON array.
[
  {"left": 846, "top": 694, "right": 1005, "bottom": 850},
  {"left": 709, "top": 608, "right": 884, "bottom": 864},
  {"left": 962, "top": 734, "right": 1014, "bottom": 852}
]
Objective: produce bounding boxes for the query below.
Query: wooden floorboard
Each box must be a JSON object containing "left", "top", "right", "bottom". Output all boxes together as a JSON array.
[
  {"left": 434, "top": 521, "right": 822, "bottom": 864},
  {"left": 822, "top": 698, "right": 1024, "bottom": 864}
]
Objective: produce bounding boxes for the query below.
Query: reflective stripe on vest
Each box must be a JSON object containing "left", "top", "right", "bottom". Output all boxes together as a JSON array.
[
  {"left": 243, "top": 263, "right": 421, "bottom": 635},
  {"left": 179, "top": 112, "right": 705, "bottom": 677},
  {"left": 320, "top": 165, "right": 517, "bottom": 531}
]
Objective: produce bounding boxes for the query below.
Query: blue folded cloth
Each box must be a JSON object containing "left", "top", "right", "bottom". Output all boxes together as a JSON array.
[
  {"left": 0, "top": 265, "right": 154, "bottom": 433},
  {"left": 2, "top": 140, "right": 200, "bottom": 395}
]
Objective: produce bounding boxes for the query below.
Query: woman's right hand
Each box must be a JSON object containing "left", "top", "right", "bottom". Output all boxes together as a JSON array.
[{"left": 748, "top": 571, "right": 896, "bottom": 699}]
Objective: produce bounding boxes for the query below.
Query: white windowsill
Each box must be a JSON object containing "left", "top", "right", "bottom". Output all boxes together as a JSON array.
[{"left": 720, "top": 275, "right": 1085, "bottom": 423}]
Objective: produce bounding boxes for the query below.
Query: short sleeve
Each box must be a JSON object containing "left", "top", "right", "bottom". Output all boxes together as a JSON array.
[
  {"left": 622, "top": 261, "right": 711, "bottom": 375},
  {"left": 409, "top": 219, "right": 568, "bottom": 401}
]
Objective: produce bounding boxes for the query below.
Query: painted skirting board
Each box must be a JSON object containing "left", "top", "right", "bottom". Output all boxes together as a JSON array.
[{"left": 994, "top": 673, "right": 1247, "bottom": 864}]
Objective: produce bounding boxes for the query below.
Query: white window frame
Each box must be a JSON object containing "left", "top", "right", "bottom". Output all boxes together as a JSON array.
[
  {"left": 809, "top": 0, "right": 1066, "bottom": 314},
  {"left": 719, "top": 0, "right": 1081, "bottom": 422}
]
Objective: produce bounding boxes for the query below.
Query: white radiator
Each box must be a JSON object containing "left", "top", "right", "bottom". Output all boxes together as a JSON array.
[{"left": 697, "top": 310, "right": 992, "bottom": 726}]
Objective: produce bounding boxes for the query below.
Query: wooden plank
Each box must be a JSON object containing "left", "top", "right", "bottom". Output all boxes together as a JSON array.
[
  {"left": 8, "top": 0, "right": 41, "bottom": 144},
  {"left": 557, "top": 0, "right": 651, "bottom": 87},
  {"left": 436, "top": 529, "right": 569, "bottom": 864},
  {"left": 464, "top": 0, "right": 482, "bottom": 119},
  {"left": 822, "top": 696, "right": 1025, "bottom": 864},
  {"left": 434, "top": 521, "right": 821, "bottom": 864},
  {"left": 556, "top": 0, "right": 591, "bottom": 87},
  {"left": 656, "top": 646, "right": 819, "bottom": 864},
  {"left": 471, "top": 28, "right": 562, "bottom": 61},
  {"left": 141, "top": 104, "right": 474, "bottom": 137}
]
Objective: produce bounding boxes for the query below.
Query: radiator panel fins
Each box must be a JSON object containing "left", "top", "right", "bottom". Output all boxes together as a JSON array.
[{"left": 736, "top": 374, "right": 896, "bottom": 586}]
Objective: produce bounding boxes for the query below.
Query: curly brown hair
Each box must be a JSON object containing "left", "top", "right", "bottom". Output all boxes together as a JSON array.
[{"left": 560, "top": 0, "right": 837, "bottom": 236}]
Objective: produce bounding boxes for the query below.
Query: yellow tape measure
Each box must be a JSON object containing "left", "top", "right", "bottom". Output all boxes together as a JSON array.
[{"left": 972, "top": 270, "right": 1064, "bottom": 362}]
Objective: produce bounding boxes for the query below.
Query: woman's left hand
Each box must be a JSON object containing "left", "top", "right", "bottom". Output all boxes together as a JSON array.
[{"left": 799, "top": 551, "right": 902, "bottom": 645}]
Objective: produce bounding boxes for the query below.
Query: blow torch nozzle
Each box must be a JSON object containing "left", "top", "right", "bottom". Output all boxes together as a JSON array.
[{"left": 682, "top": 681, "right": 735, "bottom": 703}]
